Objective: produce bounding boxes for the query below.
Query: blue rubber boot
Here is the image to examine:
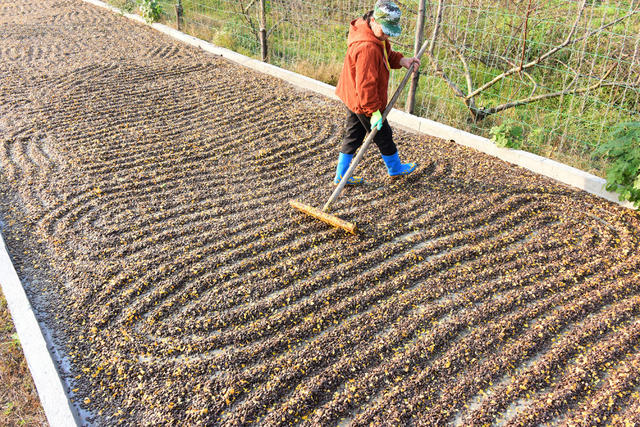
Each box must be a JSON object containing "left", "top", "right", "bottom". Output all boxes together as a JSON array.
[
  {"left": 334, "top": 152, "right": 364, "bottom": 185},
  {"left": 381, "top": 152, "right": 417, "bottom": 177}
]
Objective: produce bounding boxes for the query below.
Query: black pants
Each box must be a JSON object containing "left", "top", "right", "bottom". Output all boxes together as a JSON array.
[{"left": 340, "top": 109, "right": 397, "bottom": 156}]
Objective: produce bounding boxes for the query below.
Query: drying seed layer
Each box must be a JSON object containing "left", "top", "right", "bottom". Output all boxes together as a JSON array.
[{"left": 1, "top": 0, "right": 639, "bottom": 425}]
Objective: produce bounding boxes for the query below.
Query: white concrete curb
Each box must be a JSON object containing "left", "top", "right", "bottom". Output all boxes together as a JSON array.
[
  {"left": 0, "top": 232, "right": 78, "bottom": 427},
  {"left": 83, "top": 0, "right": 637, "bottom": 210}
]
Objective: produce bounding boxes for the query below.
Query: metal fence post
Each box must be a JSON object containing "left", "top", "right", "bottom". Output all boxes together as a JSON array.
[
  {"left": 175, "top": 0, "right": 183, "bottom": 31},
  {"left": 406, "top": 0, "right": 426, "bottom": 115}
]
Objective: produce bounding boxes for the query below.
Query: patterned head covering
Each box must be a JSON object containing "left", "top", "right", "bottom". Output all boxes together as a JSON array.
[{"left": 373, "top": 0, "right": 402, "bottom": 37}]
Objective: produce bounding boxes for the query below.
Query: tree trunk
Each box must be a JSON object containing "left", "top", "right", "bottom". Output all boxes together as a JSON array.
[
  {"left": 259, "top": 0, "right": 268, "bottom": 62},
  {"left": 175, "top": 0, "right": 183, "bottom": 31},
  {"left": 406, "top": 0, "right": 426, "bottom": 114}
]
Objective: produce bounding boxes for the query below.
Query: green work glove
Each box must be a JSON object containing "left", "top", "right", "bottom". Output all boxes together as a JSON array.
[{"left": 370, "top": 110, "right": 383, "bottom": 131}]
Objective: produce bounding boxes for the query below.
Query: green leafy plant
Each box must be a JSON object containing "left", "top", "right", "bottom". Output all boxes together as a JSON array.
[
  {"left": 3, "top": 402, "right": 15, "bottom": 416},
  {"left": 596, "top": 121, "right": 640, "bottom": 208},
  {"left": 490, "top": 119, "right": 524, "bottom": 149},
  {"left": 1, "top": 333, "right": 20, "bottom": 349},
  {"left": 138, "top": 0, "right": 162, "bottom": 23},
  {"left": 525, "top": 127, "right": 548, "bottom": 154}
]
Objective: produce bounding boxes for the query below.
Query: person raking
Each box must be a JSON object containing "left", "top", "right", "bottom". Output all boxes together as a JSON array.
[{"left": 334, "top": 0, "right": 421, "bottom": 185}]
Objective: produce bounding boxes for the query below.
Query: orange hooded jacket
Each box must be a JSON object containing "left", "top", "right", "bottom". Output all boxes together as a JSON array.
[{"left": 335, "top": 17, "right": 404, "bottom": 117}]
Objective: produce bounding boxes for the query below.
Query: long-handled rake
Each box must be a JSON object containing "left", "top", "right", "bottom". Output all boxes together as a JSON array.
[{"left": 290, "top": 40, "right": 430, "bottom": 234}]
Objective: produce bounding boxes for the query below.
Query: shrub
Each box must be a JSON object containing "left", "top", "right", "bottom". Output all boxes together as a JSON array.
[
  {"left": 595, "top": 121, "right": 640, "bottom": 208},
  {"left": 490, "top": 119, "right": 523, "bottom": 149},
  {"left": 139, "top": 0, "right": 162, "bottom": 23}
]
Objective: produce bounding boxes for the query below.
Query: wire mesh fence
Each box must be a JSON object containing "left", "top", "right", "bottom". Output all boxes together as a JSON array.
[{"left": 121, "top": 0, "right": 639, "bottom": 175}]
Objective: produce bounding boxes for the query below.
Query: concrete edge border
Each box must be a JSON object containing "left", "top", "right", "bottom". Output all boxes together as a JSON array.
[
  {"left": 82, "top": 0, "right": 636, "bottom": 210},
  {"left": 0, "top": 231, "right": 79, "bottom": 427}
]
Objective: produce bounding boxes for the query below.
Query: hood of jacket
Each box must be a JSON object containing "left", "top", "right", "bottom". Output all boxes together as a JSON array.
[{"left": 347, "top": 18, "right": 382, "bottom": 48}]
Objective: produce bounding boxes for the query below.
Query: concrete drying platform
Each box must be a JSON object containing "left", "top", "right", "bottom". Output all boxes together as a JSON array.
[{"left": 1, "top": 0, "right": 638, "bottom": 425}]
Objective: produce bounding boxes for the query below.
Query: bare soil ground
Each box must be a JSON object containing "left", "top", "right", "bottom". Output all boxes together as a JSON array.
[
  {"left": 0, "top": 293, "right": 47, "bottom": 426},
  {"left": 1, "top": 0, "right": 639, "bottom": 425}
]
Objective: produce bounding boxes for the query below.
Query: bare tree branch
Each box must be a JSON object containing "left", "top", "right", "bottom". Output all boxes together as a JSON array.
[
  {"left": 519, "top": 0, "right": 533, "bottom": 70},
  {"left": 570, "top": 9, "right": 640, "bottom": 48},
  {"left": 237, "top": 0, "right": 258, "bottom": 37},
  {"left": 421, "top": 0, "right": 639, "bottom": 124},
  {"left": 426, "top": 0, "right": 467, "bottom": 99},
  {"left": 236, "top": 0, "right": 297, "bottom": 56},
  {"left": 425, "top": 0, "right": 469, "bottom": 105},
  {"left": 442, "top": 31, "right": 477, "bottom": 113},
  {"left": 428, "top": 0, "right": 444, "bottom": 57},
  {"left": 496, "top": 54, "right": 539, "bottom": 98},
  {"left": 266, "top": 17, "right": 288, "bottom": 38},
  {"left": 432, "top": 67, "right": 466, "bottom": 99},
  {"left": 465, "top": 0, "right": 591, "bottom": 101},
  {"left": 473, "top": 64, "right": 626, "bottom": 120},
  {"left": 473, "top": 5, "right": 639, "bottom": 102},
  {"left": 535, "top": 0, "right": 588, "bottom": 63},
  {"left": 242, "top": 0, "right": 257, "bottom": 15},
  {"left": 552, "top": 58, "right": 580, "bottom": 80},
  {"left": 390, "top": 39, "right": 414, "bottom": 50}
]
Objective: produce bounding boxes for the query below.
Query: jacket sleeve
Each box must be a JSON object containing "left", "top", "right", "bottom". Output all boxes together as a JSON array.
[
  {"left": 388, "top": 42, "right": 404, "bottom": 69},
  {"left": 354, "top": 44, "right": 384, "bottom": 116}
]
